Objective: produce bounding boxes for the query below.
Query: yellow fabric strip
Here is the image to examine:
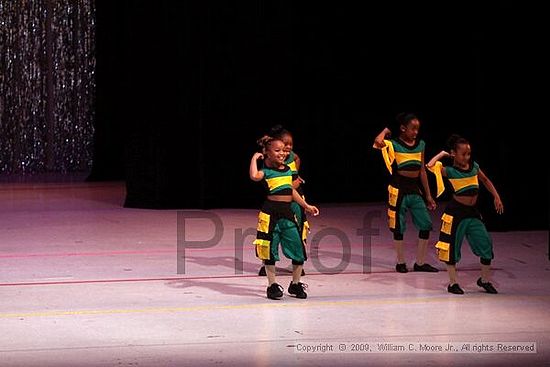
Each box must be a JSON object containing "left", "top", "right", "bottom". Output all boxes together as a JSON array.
[
  {"left": 380, "top": 139, "right": 395, "bottom": 174},
  {"left": 440, "top": 213, "right": 453, "bottom": 235},
  {"left": 449, "top": 175, "right": 479, "bottom": 193},
  {"left": 287, "top": 161, "right": 297, "bottom": 172},
  {"left": 395, "top": 152, "right": 422, "bottom": 166},
  {"left": 388, "top": 185, "right": 399, "bottom": 207},
  {"left": 387, "top": 208, "right": 396, "bottom": 230},
  {"left": 253, "top": 239, "right": 271, "bottom": 247},
  {"left": 302, "top": 220, "right": 310, "bottom": 241},
  {"left": 435, "top": 241, "right": 450, "bottom": 262},
  {"left": 253, "top": 239, "right": 271, "bottom": 260},
  {"left": 426, "top": 161, "right": 445, "bottom": 197},
  {"left": 265, "top": 176, "right": 292, "bottom": 192},
  {"left": 257, "top": 211, "right": 270, "bottom": 233}
]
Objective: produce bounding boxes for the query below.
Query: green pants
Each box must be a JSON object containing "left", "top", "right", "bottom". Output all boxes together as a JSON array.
[
  {"left": 254, "top": 200, "right": 305, "bottom": 263},
  {"left": 270, "top": 218, "right": 305, "bottom": 262},
  {"left": 435, "top": 200, "right": 493, "bottom": 264},
  {"left": 394, "top": 194, "right": 432, "bottom": 234},
  {"left": 451, "top": 217, "right": 493, "bottom": 263}
]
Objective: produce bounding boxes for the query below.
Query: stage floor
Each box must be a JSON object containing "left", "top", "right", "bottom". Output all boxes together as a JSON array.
[{"left": 0, "top": 181, "right": 548, "bottom": 366}]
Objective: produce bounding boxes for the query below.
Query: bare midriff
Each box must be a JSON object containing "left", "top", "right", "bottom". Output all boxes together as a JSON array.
[
  {"left": 267, "top": 194, "right": 292, "bottom": 202},
  {"left": 453, "top": 194, "right": 478, "bottom": 206},
  {"left": 397, "top": 170, "right": 419, "bottom": 178}
]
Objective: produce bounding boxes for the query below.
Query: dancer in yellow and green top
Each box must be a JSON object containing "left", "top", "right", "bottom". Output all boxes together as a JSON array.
[
  {"left": 373, "top": 113, "right": 438, "bottom": 273},
  {"left": 258, "top": 125, "right": 309, "bottom": 277},
  {"left": 250, "top": 134, "right": 319, "bottom": 300},
  {"left": 426, "top": 134, "right": 503, "bottom": 294}
]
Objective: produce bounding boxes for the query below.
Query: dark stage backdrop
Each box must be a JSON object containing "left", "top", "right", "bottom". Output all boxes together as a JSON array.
[
  {"left": 0, "top": 0, "right": 95, "bottom": 174},
  {"left": 92, "top": 1, "right": 545, "bottom": 231}
]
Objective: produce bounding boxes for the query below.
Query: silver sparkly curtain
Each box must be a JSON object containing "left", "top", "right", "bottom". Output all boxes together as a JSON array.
[{"left": 0, "top": 0, "right": 95, "bottom": 174}]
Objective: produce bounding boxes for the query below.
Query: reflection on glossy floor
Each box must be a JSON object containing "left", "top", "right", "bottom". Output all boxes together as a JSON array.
[{"left": 0, "top": 181, "right": 548, "bottom": 366}]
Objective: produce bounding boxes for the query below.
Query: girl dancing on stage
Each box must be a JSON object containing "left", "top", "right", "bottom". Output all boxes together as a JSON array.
[
  {"left": 250, "top": 134, "right": 319, "bottom": 300},
  {"left": 373, "top": 113, "right": 438, "bottom": 273},
  {"left": 258, "top": 125, "right": 309, "bottom": 277},
  {"left": 426, "top": 134, "right": 503, "bottom": 294}
]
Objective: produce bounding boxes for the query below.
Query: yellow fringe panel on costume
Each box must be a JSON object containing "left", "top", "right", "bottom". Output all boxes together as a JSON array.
[
  {"left": 253, "top": 239, "right": 271, "bottom": 260},
  {"left": 380, "top": 139, "right": 395, "bottom": 174},
  {"left": 302, "top": 220, "right": 310, "bottom": 242},
  {"left": 427, "top": 161, "right": 445, "bottom": 197},
  {"left": 387, "top": 208, "right": 396, "bottom": 230},
  {"left": 435, "top": 241, "right": 450, "bottom": 262},
  {"left": 256, "top": 211, "right": 270, "bottom": 233},
  {"left": 440, "top": 213, "right": 454, "bottom": 235},
  {"left": 388, "top": 185, "right": 399, "bottom": 207}
]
